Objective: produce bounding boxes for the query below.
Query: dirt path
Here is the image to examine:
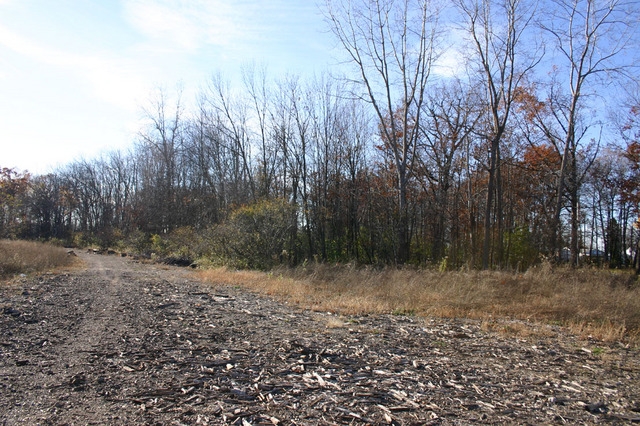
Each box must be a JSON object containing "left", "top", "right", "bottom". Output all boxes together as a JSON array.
[{"left": 1, "top": 253, "right": 639, "bottom": 425}]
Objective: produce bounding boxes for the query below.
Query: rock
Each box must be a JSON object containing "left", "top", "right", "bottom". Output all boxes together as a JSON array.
[
  {"left": 585, "top": 402, "right": 608, "bottom": 414},
  {"left": 3, "top": 307, "right": 21, "bottom": 317}
]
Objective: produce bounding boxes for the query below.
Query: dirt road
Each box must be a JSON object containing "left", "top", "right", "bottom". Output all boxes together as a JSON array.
[{"left": 1, "top": 253, "right": 639, "bottom": 425}]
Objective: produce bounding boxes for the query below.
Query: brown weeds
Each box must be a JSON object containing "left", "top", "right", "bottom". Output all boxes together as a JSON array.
[
  {"left": 198, "top": 262, "right": 640, "bottom": 344},
  {"left": 0, "top": 240, "right": 78, "bottom": 279}
]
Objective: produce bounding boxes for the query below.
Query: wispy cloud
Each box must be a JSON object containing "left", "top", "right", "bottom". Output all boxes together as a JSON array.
[
  {"left": 122, "top": 0, "right": 247, "bottom": 52},
  {"left": 434, "top": 48, "right": 466, "bottom": 78},
  {"left": 121, "top": 0, "right": 326, "bottom": 64},
  {"left": 433, "top": 27, "right": 468, "bottom": 79},
  {"left": 0, "top": 24, "right": 74, "bottom": 67},
  {"left": 1, "top": 2, "right": 330, "bottom": 110},
  {"left": 0, "top": 0, "right": 332, "bottom": 173},
  {"left": 0, "top": 24, "right": 149, "bottom": 111}
]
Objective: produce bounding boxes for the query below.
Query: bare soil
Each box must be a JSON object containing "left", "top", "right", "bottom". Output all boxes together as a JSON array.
[{"left": 1, "top": 252, "right": 639, "bottom": 425}]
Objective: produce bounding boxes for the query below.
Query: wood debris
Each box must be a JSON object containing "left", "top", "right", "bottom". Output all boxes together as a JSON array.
[{"left": 0, "top": 253, "right": 639, "bottom": 424}]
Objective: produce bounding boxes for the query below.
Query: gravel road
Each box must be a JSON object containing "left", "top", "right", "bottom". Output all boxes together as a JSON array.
[{"left": 1, "top": 252, "right": 639, "bottom": 425}]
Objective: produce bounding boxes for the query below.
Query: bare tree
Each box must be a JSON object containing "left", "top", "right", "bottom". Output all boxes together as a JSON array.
[
  {"left": 137, "top": 87, "right": 185, "bottom": 233},
  {"left": 418, "top": 80, "right": 483, "bottom": 263},
  {"left": 323, "top": 0, "right": 441, "bottom": 263},
  {"left": 455, "top": 0, "right": 541, "bottom": 268},
  {"left": 242, "top": 64, "right": 280, "bottom": 200},
  {"left": 540, "top": 0, "right": 640, "bottom": 266},
  {"left": 204, "top": 74, "right": 256, "bottom": 204}
]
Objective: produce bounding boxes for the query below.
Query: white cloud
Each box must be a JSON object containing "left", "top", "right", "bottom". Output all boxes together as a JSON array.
[
  {"left": 0, "top": 24, "right": 69, "bottom": 66},
  {"left": 0, "top": 24, "right": 151, "bottom": 112},
  {"left": 120, "top": 0, "right": 325, "bottom": 61},
  {"left": 434, "top": 48, "right": 466, "bottom": 78},
  {"left": 84, "top": 59, "right": 151, "bottom": 112},
  {"left": 122, "top": 0, "right": 245, "bottom": 52},
  {"left": 0, "top": 1, "right": 369, "bottom": 118},
  {"left": 124, "top": 1, "right": 202, "bottom": 51},
  {"left": 433, "top": 27, "right": 468, "bottom": 78},
  {"left": 0, "top": 1, "right": 333, "bottom": 173}
]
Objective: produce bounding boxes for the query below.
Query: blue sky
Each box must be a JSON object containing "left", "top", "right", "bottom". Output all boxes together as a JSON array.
[{"left": 0, "top": 0, "right": 336, "bottom": 174}]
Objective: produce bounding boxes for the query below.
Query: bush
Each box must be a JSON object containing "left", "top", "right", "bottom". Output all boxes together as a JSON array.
[
  {"left": 151, "top": 227, "right": 208, "bottom": 264},
  {"left": 72, "top": 232, "right": 98, "bottom": 249},
  {"left": 121, "top": 230, "right": 152, "bottom": 255},
  {"left": 505, "top": 227, "right": 540, "bottom": 271},
  {"left": 209, "top": 199, "right": 296, "bottom": 270}
]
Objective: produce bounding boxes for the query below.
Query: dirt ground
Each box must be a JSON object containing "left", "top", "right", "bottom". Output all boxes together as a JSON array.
[{"left": 1, "top": 252, "right": 639, "bottom": 425}]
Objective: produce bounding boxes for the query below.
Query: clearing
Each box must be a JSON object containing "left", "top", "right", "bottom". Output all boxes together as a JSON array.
[{"left": 1, "top": 252, "right": 639, "bottom": 424}]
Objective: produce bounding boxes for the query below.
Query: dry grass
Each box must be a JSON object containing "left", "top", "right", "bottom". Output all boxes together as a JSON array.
[
  {"left": 198, "top": 261, "right": 640, "bottom": 344},
  {"left": 0, "top": 240, "right": 78, "bottom": 279}
]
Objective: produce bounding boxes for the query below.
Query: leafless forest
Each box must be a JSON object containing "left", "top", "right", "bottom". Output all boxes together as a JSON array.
[{"left": 2, "top": 0, "right": 640, "bottom": 271}]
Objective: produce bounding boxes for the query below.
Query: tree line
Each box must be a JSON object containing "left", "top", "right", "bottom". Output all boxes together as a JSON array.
[{"left": 1, "top": 0, "right": 639, "bottom": 271}]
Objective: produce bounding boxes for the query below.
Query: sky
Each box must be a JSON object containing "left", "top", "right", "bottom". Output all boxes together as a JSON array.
[{"left": 0, "top": 0, "right": 337, "bottom": 174}]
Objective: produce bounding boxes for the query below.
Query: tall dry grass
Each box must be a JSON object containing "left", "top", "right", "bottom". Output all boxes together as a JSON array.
[
  {"left": 198, "top": 261, "right": 640, "bottom": 343},
  {"left": 0, "top": 240, "right": 77, "bottom": 278}
]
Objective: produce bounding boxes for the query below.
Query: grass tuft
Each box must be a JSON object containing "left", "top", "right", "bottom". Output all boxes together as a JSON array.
[
  {"left": 0, "top": 240, "right": 78, "bottom": 279},
  {"left": 198, "top": 262, "right": 640, "bottom": 344}
]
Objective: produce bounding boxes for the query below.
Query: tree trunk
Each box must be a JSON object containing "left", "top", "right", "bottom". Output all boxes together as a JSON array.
[
  {"left": 482, "top": 137, "right": 499, "bottom": 269},
  {"left": 397, "top": 175, "right": 410, "bottom": 265}
]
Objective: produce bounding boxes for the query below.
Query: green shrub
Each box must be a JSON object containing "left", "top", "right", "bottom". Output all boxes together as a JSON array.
[
  {"left": 150, "top": 233, "right": 167, "bottom": 255},
  {"left": 210, "top": 199, "right": 296, "bottom": 270},
  {"left": 505, "top": 226, "right": 539, "bottom": 271},
  {"left": 153, "top": 227, "right": 207, "bottom": 261},
  {"left": 122, "top": 230, "right": 152, "bottom": 255}
]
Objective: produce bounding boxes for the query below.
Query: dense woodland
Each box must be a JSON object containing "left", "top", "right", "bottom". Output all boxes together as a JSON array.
[{"left": 1, "top": 0, "right": 640, "bottom": 271}]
